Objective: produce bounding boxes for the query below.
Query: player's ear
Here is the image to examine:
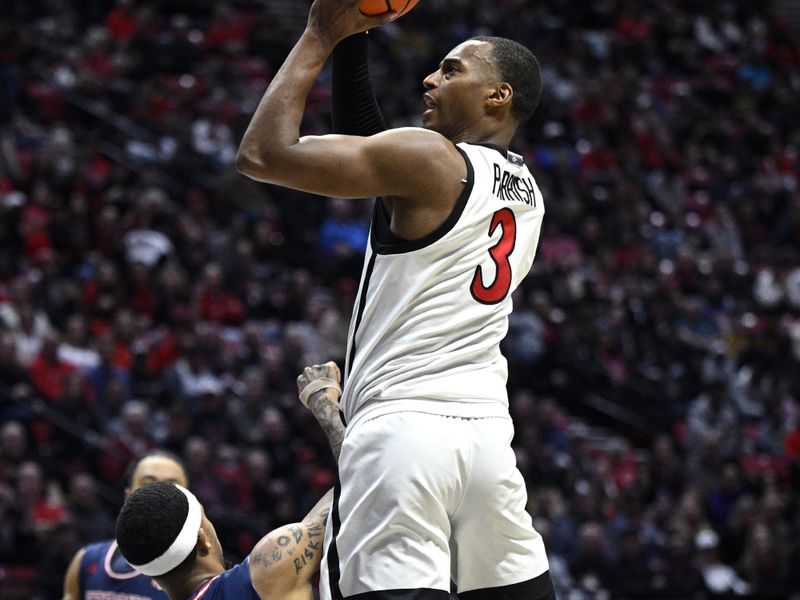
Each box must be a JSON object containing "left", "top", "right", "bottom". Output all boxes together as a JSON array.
[
  {"left": 123, "top": 486, "right": 132, "bottom": 499},
  {"left": 197, "top": 528, "right": 212, "bottom": 556},
  {"left": 487, "top": 82, "right": 513, "bottom": 112}
]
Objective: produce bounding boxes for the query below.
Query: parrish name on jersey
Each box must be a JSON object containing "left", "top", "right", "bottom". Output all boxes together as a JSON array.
[{"left": 492, "top": 163, "right": 537, "bottom": 207}]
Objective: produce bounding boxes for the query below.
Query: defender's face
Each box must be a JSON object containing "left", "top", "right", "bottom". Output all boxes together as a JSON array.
[
  {"left": 127, "top": 456, "right": 189, "bottom": 496},
  {"left": 422, "top": 40, "right": 498, "bottom": 139}
]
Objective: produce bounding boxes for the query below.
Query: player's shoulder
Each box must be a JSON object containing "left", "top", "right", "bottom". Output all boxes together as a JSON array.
[
  {"left": 365, "top": 128, "right": 466, "bottom": 202},
  {"left": 81, "top": 539, "right": 113, "bottom": 561},
  {"left": 202, "top": 560, "right": 255, "bottom": 599},
  {"left": 84, "top": 539, "right": 114, "bottom": 551},
  {"left": 374, "top": 127, "right": 458, "bottom": 156}
]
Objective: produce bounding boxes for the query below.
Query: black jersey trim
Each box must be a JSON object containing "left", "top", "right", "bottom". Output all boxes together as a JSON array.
[
  {"left": 345, "top": 252, "right": 377, "bottom": 383},
  {"left": 370, "top": 145, "right": 474, "bottom": 255},
  {"left": 326, "top": 476, "right": 344, "bottom": 600},
  {"left": 458, "top": 571, "right": 554, "bottom": 600},
  {"left": 347, "top": 589, "right": 450, "bottom": 599},
  {"left": 475, "top": 142, "right": 508, "bottom": 157}
]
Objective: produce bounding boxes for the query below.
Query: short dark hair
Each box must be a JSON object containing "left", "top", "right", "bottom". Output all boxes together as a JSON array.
[
  {"left": 123, "top": 450, "right": 188, "bottom": 488},
  {"left": 470, "top": 36, "right": 542, "bottom": 122},
  {"left": 116, "top": 481, "right": 198, "bottom": 577}
]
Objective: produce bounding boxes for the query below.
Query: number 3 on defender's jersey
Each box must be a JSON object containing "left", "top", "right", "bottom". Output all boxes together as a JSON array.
[{"left": 342, "top": 142, "right": 545, "bottom": 423}]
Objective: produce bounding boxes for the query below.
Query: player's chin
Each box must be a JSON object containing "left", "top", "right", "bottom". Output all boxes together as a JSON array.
[{"left": 421, "top": 111, "right": 440, "bottom": 131}]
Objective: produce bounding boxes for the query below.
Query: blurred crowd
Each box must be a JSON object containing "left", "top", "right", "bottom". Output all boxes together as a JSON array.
[{"left": 0, "top": 0, "right": 799, "bottom": 598}]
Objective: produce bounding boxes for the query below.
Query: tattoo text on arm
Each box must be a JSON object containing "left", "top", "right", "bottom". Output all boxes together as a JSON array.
[{"left": 293, "top": 519, "right": 324, "bottom": 573}]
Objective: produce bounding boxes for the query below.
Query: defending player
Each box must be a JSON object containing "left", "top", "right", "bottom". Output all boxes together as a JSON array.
[
  {"left": 114, "top": 363, "right": 344, "bottom": 600},
  {"left": 62, "top": 451, "right": 189, "bottom": 600},
  {"left": 235, "top": 0, "right": 553, "bottom": 598}
]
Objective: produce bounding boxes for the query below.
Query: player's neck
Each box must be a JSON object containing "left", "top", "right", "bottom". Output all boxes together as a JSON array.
[
  {"left": 450, "top": 120, "right": 516, "bottom": 150},
  {"left": 161, "top": 566, "right": 224, "bottom": 600}
]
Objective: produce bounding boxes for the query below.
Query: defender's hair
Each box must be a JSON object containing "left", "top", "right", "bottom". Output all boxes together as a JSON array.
[
  {"left": 470, "top": 36, "right": 542, "bottom": 122},
  {"left": 115, "top": 481, "right": 198, "bottom": 577},
  {"left": 123, "top": 449, "right": 188, "bottom": 488}
]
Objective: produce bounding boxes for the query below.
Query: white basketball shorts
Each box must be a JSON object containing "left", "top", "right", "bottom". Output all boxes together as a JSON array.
[{"left": 319, "top": 410, "right": 550, "bottom": 599}]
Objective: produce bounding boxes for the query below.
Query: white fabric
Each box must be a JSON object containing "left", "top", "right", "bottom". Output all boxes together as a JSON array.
[
  {"left": 124, "top": 229, "right": 173, "bottom": 266},
  {"left": 298, "top": 378, "right": 341, "bottom": 408},
  {"left": 131, "top": 485, "right": 201, "bottom": 577},
  {"left": 319, "top": 412, "right": 549, "bottom": 598},
  {"left": 341, "top": 142, "right": 545, "bottom": 426},
  {"left": 58, "top": 343, "right": 100, "bottom": 370}
]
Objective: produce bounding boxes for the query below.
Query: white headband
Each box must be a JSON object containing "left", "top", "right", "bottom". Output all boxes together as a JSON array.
[{"left": 130, "top": 484, "right": 202, "bottom": 577}]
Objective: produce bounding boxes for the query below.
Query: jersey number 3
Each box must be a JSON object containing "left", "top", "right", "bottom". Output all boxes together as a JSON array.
[{"left": 470, "top": 208, "right": 516, "bottom": 304}]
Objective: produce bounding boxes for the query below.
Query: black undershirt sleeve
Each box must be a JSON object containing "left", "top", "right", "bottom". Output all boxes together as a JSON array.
[{"left": 331, "top": 32, "right": 387, "bottom": 136}]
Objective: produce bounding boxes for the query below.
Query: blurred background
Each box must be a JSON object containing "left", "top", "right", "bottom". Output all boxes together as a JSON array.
[{"left": 0, "top": 0, "right": 798, "bottom": 598}]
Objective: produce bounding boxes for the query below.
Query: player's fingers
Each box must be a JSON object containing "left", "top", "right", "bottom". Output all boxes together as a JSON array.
[
  {"left": 362, "top": 11, "right": 397, "bottom": 28},
  {"left": 324, "top": 361, "right": 341, "bottom": 382}
]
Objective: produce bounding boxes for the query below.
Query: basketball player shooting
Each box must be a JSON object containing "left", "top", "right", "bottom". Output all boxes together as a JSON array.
[{"left": 236, "top": 0, "right": 555, "bottom": 598}]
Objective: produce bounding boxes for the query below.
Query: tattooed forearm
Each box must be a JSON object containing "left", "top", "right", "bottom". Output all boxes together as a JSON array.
[{"left": 307, "top": 390, "right": 345, "bottom": 460}]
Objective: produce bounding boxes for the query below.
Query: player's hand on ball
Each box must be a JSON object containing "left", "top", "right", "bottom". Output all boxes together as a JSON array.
[
  {"left": 307, "top": 0, "right": 395, "bottom": 47},
  {"left": 359, "top": 0, "right": 420, "bottom": 17}
]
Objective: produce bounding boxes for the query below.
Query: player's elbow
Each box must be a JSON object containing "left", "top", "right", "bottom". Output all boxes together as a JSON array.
[
  {"left": 235, "top": 135, "right": 288, "bottom": 182},
  {"left": 234, "top": 146, "right": 271, "bottom": 181}
]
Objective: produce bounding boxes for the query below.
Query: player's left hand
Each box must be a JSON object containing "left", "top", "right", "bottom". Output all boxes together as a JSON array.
[{"left": 297, "top": 361, "right": 342, "bottom": 408}]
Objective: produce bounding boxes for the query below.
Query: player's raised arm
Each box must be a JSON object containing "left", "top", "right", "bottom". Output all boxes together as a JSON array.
[
  {"left": 248, "top": 489, "right": 333, "bottom": 600},
  {"left": 297, "top": 361, "right": 345, "bottom": 460},
  {"left": 331, "top": 32, "right": 387, "bottom": 137},
  {"left": 234, "top": 0, "right": 464, "bottom": 203}
]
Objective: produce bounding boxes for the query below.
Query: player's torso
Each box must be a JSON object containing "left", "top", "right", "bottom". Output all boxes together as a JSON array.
[
  {"left": 342, "top": 142, "right": 545, "bottom": 424},
  {"left": 80, "top": 540, "right": 166, "bottom": 600}
]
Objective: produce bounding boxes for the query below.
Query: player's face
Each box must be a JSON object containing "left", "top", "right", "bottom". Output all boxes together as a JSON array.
[
  {"left": 422, "top": 40, "right": 498, "bottom": 139},
  {"left": 127, "top": 456, "right": 189, "bottom": 496}
]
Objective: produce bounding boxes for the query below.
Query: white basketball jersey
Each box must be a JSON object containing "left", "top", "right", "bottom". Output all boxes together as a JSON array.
[{"left": 341, "top": 142, "right": 545, "bottom": 426}]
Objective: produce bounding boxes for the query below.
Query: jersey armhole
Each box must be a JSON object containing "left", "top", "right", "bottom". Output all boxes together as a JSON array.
[{"left": 371, "top": 145, "right": 474, "bottom": 255}]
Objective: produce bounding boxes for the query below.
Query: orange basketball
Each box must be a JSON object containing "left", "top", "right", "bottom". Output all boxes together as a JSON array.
[{"left": 359, "top": 0, "right": 420, "bottom": 17}]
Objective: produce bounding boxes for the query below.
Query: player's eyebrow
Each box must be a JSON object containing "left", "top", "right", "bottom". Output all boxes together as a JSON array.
[
  {"left": 139, "top": 476, "right": 180, "bottom": 484},
  {"left": 439, "top": 57, "right": 463, "bottom": 70}
]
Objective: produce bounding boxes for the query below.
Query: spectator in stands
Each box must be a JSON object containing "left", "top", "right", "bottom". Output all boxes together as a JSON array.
[
  {"left": 0, "top": 421, "right": 31, "bottom": 483},
  {"left": 29, "top": 332, "right": 76, "bottom": 404},
  {"left": 15, "top": 461, "right": 67, "bottom": 541},
  {"left": 58, "top": 314, "right": 100, "bottom": 371},
  {"left": 228, "top": 367, "right": 272, "bottom": 445},
  {"left": 7, "top": 299, "right": 51, "bottom": 367},
  {"left": 0, "top": 334, "right": 32, "bottom": 421},
  {"left": 694, "top": 528, "right": 750, "bottom": 597},
  {"left": 65, "top": 472, "right": 115, "bottom": 543},
  {"left": 685, "top": 377, "right": 740, "bottom": 490},
  {"left": 738, "top": 521, "right": 793, "bottom": 598}
]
